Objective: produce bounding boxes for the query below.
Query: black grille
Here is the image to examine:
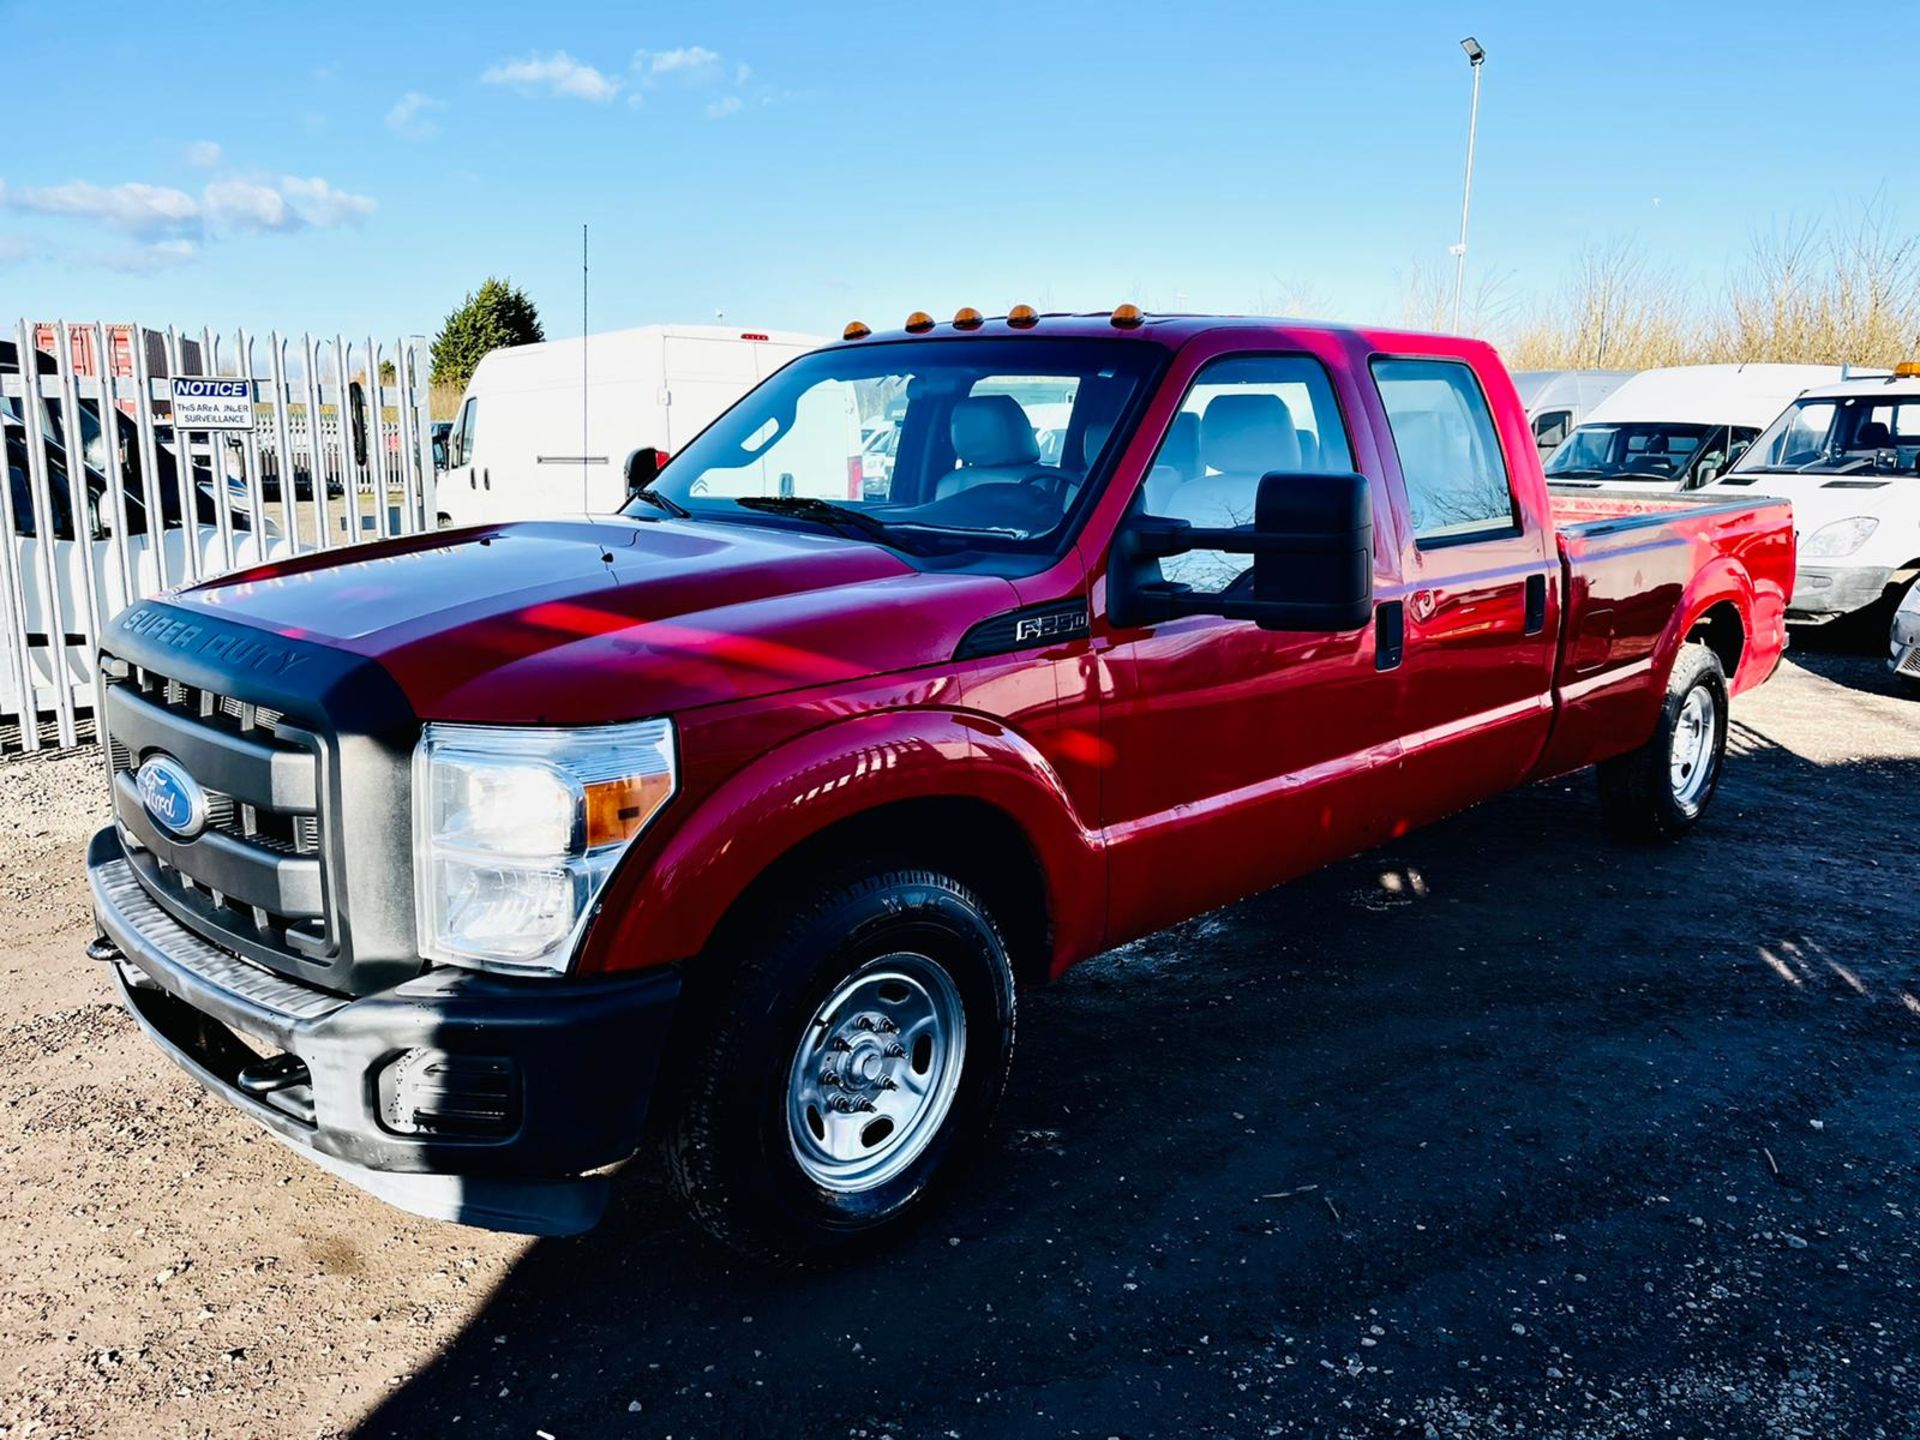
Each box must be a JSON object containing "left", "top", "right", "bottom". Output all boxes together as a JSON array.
[{"left": 104, "top": 665, "right": 330, "bottom": 963}]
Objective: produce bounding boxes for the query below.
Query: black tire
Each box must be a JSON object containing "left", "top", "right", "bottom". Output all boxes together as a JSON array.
[
  {"left": 664, "top": 868, "right": 1016, "bottom": 1265},
  {"left": 1597, "top": 641, "right": 1729, "bottom": 841}
]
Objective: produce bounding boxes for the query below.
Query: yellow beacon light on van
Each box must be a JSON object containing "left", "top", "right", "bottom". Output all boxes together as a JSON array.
[{"left": 1895, "top": 360, "right": 1920, "bottom": 378}]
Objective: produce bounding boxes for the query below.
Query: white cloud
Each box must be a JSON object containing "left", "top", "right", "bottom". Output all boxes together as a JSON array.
[
  {"left": 5, "top": 179, "right": 199, "bottom": 237},
  {"left": 0, "top": 233, "right": 35, "bottom": 267},
  {"left": 386, "top": 91, "right": 444, "bottom": 141},
  {"left": 96, "top": 239, "right": 199, "bottom": 273},
  {"left": 635, "top": 45, "right": 721, "bottom": 79},
  {"left": 705, "top": 95, "right": 743, "bottom": 119},
  {"left": 279, "top": 175, "right": 377, "bottom": 226},
  {"left": 185, "top": 140, "right": 223, "bottom": 168},
  {"left": 481, "top": 52, "right": 620, "bottom": 103},
  {"left": 735, "top": 62, "right": 753, "bottom": 86},
  {"left": 203, "top": 178, "right": 295, "bottom": 232}
]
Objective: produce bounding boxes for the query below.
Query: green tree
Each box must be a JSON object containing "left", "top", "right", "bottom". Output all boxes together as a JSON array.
[{"left": 430, "top": 277, "right": 545, "bottom": 388}]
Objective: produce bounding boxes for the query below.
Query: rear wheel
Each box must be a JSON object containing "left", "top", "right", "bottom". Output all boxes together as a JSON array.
[
  {"left": 664, "top": 867, "right": 1015, "bottom": 1264},
  {"left": 1597, "top": 641, "right": 1729, "bottom": 840}
]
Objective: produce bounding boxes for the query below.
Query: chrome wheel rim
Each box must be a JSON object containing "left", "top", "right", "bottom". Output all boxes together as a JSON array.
[
  {"left": 786, "top": 953, "right": 966, "bottom": 1193},
  {"left": 1668, "top": 684, "right": 1718, "bottom": 814}
]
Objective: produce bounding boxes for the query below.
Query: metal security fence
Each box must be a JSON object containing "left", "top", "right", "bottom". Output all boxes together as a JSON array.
[{"left": 0, "top": 320, "right": 435, "bottom": 755}]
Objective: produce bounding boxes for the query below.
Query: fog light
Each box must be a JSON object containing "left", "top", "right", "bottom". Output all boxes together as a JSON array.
[{"left": 378, "top": 1049, "right": 520, "bottom": 1138}]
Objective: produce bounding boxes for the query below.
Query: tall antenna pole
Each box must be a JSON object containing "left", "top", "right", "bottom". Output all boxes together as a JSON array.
[
  {"left": 581, "top": 223, "right": 590, "bottom": 510},
  {"left": 1451, "top": 38, "right": 1486, "bottom": 335}
]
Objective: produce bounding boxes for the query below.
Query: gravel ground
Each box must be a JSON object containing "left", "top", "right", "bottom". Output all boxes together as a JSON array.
[{"left": 2, "top": 640, "right": 1916, "bottom": 1440}]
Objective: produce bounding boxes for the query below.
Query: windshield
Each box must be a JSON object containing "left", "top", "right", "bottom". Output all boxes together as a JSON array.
[
  {"left": 1544, "top": 421, "right": 1718, "bottom": 481},
  {"left": 1730, "top": 392, "right": 1920, "bottom": 477},
  {"left": 631, "top": 337, "right": 1162, "bottom": 565}
]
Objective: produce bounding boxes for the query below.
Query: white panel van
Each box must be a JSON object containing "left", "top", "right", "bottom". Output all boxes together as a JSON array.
[{"left": 439, "top": 325, "right": 834, "bottom": 526}]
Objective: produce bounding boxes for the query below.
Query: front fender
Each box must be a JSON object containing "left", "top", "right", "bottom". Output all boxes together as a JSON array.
[{"left": 573, "top": 708, "right": 1105, "bottom": 978}]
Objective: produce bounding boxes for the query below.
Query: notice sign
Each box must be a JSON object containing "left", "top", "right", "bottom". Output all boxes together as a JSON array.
[{"left": 170, "top": 377, "right": 255, "bottom": 430}]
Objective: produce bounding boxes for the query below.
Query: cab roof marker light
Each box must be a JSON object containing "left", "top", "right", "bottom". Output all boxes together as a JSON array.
[
  {"left": 953, "top": 307, "right": 984, "bottom": 330},
  {"left": 843, "top": 320, "right": 872, "bottom": 341},
  {"left": 904, "top": 311, "right": 935, "bottom": 334},
  {"left": 1110, "top": 303, "right": 1145, "bottom": 329},
  {"left": 1006, "top": 304, "right": 1039, "bottom": 329}
]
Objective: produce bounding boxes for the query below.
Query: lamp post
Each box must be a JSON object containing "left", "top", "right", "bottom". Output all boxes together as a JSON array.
[{"left": 1450, "top": 36, "right": 1486, "bottom": 335}]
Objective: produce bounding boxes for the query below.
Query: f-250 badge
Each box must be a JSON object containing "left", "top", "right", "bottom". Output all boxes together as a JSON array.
[{"left": 1014, "top": 608, "right": 1089, "bottom": 644}]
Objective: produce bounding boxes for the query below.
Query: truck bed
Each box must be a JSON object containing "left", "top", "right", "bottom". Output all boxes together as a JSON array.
[{"left": 1531, "top": 484, "right": 1796, "bottom": 781}]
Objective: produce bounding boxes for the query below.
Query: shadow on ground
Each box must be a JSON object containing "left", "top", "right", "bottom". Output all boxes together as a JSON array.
[{"left": 358, "top": 659, "right": 1920, "bottom": 1439}]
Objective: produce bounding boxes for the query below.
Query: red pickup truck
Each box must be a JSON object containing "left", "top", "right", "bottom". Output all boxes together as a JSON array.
[{"left": 86, "top": 312, "right": 1793, "bottom": 1260}]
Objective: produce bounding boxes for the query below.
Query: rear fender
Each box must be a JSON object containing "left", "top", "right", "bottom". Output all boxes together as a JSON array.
[{"left": 573, "top": 709, "right": 1104, "bottom": 978}]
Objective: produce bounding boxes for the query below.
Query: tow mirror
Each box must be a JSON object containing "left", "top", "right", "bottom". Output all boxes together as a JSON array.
[
  {"left": 1108, "top": 470, "right": 1374, "bottom": 633},
  {"left": 624, "top": 445, "right": 666, "bottom": 495}
]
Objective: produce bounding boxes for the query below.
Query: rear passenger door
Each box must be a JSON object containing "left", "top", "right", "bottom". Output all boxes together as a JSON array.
[{"left": 1369, "top": 357, "right": 1558, "bottom": 828}]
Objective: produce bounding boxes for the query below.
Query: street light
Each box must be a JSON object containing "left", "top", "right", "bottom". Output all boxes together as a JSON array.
[{"left": 1450, "top": 36, "right": 1486, "bottom": 335}]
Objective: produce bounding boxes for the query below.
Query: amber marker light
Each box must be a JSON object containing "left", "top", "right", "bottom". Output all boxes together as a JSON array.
[
  {"left": 1007, "top": 304, "right": 1039, "bottom": 329},
  {"left": 953, "top": 307, "right": 985, "bottom": 330},
  {"left": 843, "top": 320, "right": 871, "bottom": 340},
  {"left": 1110, "top": 303, "right": 1145, "bottom": 329},
  {"left": 905, "top": 311, "right": 935, "bottom": 333}
]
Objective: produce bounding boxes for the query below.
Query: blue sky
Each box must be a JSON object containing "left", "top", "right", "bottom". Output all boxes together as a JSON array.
[{"left": 1, "top": 0, "right": 1913, "bottom": 346}]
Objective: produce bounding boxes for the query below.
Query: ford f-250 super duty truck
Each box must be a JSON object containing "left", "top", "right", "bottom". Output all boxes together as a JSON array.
[{"left": 85, "top": 310, "right": 1794, "bottom": 1261}]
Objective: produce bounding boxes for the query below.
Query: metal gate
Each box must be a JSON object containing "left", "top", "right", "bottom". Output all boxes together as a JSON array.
[{"left": 0, "top": 320, "right": 436, "bottom": 755}]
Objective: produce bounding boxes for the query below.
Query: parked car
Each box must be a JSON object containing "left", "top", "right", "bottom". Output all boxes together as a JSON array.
[
  {"left": 2, "top": 343, "right": 281, "bottom": 727},
  {"left": 1699, "top": 366, "right": 1920, "bottom": 624},
  {"left": 1892, "top": 579, "right": 1920, "bottom": 689},
  {"left": 1544, "top": 364, "right": 1870, "bottom": 492},
  {"left": 85, "top": 310, "right": 1792, "bottom": 1260},
  {"left": 1510, "top": 368, "right": 1633, "bottom": 456},
  {"left": 439, "top": 324, "right": 835, "bottom": 527}
]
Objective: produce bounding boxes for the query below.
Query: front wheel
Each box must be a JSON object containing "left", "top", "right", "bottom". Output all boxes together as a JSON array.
[
  {"left": 1597, "top": 641, "right": 1729, "bottom": 840},
  {"left": 664, "top": 868, "right": 1016, "bottom": 1264}
]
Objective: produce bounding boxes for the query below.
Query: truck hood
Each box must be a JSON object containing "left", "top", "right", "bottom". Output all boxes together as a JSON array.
[{"left": 172, "top": 518, "right": 1023, "bottom": 722}]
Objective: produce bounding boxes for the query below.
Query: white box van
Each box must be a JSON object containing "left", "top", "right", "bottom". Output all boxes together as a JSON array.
[
  {"left": 438, "top": 325, "right": 840, "bottom": 526},
  {"left": 1543, "top": 364, "right": 1872, "bottom": 493},
  {"left": 1510, "top": 369, "right": 1633, "bottom": 456},
  {"left": 1698, "top": 368, "right": 1920, "bottom": 623}
]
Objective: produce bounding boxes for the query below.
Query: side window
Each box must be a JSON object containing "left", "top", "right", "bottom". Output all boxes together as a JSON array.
[
  {"left": 1531, "top": 408, "right": 1572, "bottom": 450},
  {"left": 449, "top": 397, "right": 476, "bottom": 467},
  {"left": 1144, "top": 354, "right": 1353, "bottom": 594},
  {"left": 1373, "top": 358, "right": 1518, "bottom": 545}
]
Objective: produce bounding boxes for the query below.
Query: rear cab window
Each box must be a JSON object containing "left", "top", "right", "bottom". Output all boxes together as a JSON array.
[{"left": 1371, "top": 358, "right": 1519, "bottom": 546}]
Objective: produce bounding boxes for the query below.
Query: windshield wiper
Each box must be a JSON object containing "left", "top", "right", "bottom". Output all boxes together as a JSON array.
[
  {"left": 1547, "top": 468, "right": 1603, "bottom": 479},
  {"left": 733, "top": 495, "right": 915, "bottom": 549},
  {"left": 629, "top": 486, "right": 690, "bottom": 518}
]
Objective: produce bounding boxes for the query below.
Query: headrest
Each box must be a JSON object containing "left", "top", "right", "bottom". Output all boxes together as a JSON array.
[
  {"left": 951, "top": 395, "right": 1039, "bottom": 469},
  {"left": 1857, "top": 420, "right": 1892, "bottom": 449},
  {"left": 1161, "top": 410, "right": 1200, "bottom": 477},
  {"left": 1200, "top": 393, "right": 1300, "bottom": 475},
  {"left": 1081, "top": 419, "right": 1115, "bottom": 467}
]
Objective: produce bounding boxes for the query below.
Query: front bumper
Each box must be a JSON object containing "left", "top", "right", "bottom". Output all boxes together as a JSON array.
[
  {"left": 88, "top": 826, "right": 680, "bottom": 1235},
  {"left": 1788, "top": 563, "right": 1892, "bottom": 620}
]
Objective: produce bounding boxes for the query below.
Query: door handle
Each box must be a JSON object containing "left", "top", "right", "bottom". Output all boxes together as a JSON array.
[
  {"left": 468, "top": 471, "right": 476, "bottom": 489},
  {"left": 1375, "top": 600, "right": 1405, "bottom": 672},
  {"left": 483, "top": 468, "right": 491, "bottom": 491},
  {"left": 1524, "top": 573, "right": 1547, "bottom": 635}
]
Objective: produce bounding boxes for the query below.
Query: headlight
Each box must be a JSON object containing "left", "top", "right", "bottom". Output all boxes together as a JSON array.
[
  {"left": 1801, "top": 516, "right": 1879, "bottom": 558},
  {"left": 413, "top": 720, "right": 676, "bottom": 975}
]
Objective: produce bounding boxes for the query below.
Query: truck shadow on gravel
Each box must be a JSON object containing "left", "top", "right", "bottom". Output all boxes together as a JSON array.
[{"left": 357, "top": 694, "right": 1920, "bottom": 1439}]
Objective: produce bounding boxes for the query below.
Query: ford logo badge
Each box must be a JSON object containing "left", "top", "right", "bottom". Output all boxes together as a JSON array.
[{"left": 135, "top": 755, "right": 210, "bottom": 841}]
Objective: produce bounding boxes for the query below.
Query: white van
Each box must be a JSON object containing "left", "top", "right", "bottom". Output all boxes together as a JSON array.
[
  {"left": 1509, "top": 369, "right": 1633, "bottom": 456},
  {"left": 1543, "top": 364, "right": 1871, "bottom": 493},
  {"left": 439, "top": 325, "right": 840, "bottom": 525},
  {"left": 1698, "top": 368, "right": 1920, "bottom": 623}
]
